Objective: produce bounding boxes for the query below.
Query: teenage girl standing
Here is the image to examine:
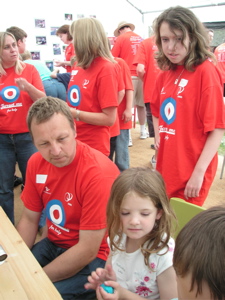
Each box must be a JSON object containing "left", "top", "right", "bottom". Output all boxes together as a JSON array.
[{"left": 151, "top": 6, "right": 225, "bottom": 206}]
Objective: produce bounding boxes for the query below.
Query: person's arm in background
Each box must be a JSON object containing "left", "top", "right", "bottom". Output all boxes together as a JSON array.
[
  {"left": 54, "top": 60, "right": 71, "bottom": 68},
  {"left": 153, "top": 115, "right": 160, "bottom": 150},
  {"left": 70, "top": 106, "right": 117, "bottom": 126},
  {"left": 136, "top": 63, "right": 145, "bottom": 80},
  {"left": 118, "top": 89, "right": 125, "bottom": 105},
  {"left": 122, "top": 90, "right": 133, "bottom": 123}
]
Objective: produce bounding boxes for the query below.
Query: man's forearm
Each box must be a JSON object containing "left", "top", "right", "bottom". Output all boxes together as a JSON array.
[
  {"left": 43, "top": 242, "right": 98, "bottom": 282},
  {"left": 16, "top": 218, "right": 38, "bottom": 249}
]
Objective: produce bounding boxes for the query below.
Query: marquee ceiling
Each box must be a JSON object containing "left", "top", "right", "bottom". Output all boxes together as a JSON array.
[{"left": 126, "top": 0, "right": 225, "bottom": 14}]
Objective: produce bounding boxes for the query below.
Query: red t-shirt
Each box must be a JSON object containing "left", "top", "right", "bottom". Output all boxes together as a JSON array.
[
  {"left": 214, "top": 43, "right": 225, "bottom": 83},
  {"left": 133, "top": 37, "right": 160, "bottom": 103},
  {"left": 151, "top": 60, "right": 225, "bottom": 206},
  {"left": 110, "top": 59, "right": 125, "bottom": 137},
  {"left": 65, "top": 43, "right": 75, "bottom": 73},
  {"left": 0, "top": 64, "right": 44, "bottom": 134},
  {"left": 111, "top": 31, "right": 143, "bottom": 76},
  {"left": 21, "top": 140, "right": 120, "bottom": 260},
  {"left": 114, "top": 57, "right": 133, "bottom": 130},
  {"left": 67, "top": 57, "right": 119, "bottom": 156}
]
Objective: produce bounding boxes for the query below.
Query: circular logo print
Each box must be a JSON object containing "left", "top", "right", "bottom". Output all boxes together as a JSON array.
[
  {"left": 46, "top": 199, "right": 65, "bottom": 227},
  {"left": 68, "top": 85, "right": 81, "bottom": 107},
  {"left": 160, "top": 97, "right": 176, "bottom": 125},
  {"left": 1, "top": 86, "right": 20, "bottom": 103}
]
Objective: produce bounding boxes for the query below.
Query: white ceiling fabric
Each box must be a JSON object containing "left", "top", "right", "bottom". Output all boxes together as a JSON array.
[{"left": 126, "top": 0, "right": 225, "bottom": 13}]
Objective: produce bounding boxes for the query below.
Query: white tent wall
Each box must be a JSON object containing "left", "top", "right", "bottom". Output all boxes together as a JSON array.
[
  {"left": 0, "top": 0, "right": 146, "bottom": 63},
  {"left": 143, "top": 5, "right": 225, "bottom": 30},
  {"left": 1, "top": 0, "right": 224, "bottom": 63}
]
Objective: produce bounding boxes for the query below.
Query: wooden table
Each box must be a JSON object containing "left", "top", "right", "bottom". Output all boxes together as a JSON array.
[{"left": 0, "top": 207, "right": 62, "bottom": 299}]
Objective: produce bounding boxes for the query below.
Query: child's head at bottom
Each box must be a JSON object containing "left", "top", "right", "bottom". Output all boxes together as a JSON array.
[
  {"left": 174, "top": 206, "right": 225, "bottom": 300},
  {"left": 107, "top": 167, "right": 175, "bottom": 258}
]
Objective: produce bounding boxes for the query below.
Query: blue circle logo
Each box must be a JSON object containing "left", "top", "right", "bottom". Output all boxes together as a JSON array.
[
  {"left": 68, "top": 85, "right": 81, "bottom": 107},
  {"left": 46, "top": 199, "right": 66, "bottom": 227},
  {"left": 160, "top": 97, "right": 176, "bottom": 125},
  {"left": 1, "top": 86, "right": 20, "bottom": 103}
]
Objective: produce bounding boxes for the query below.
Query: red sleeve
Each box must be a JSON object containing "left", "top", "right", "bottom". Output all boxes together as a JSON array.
[
  {"left": 21, "top": 153, "right": 44, "bottom": 212},
  {"left": 117, "top": 63, "right": 125, "bottom": 92},
  {"left": 111, "top": 37, "right": 122, "bottom": 58},
  {"left": 198, "top": 64, "right": 225, "bottom": 133},
  {"left": 97, "top": 63, "right": 119, "bottom": 109},
  {"left": 29, "top": 64, "right": 45, "bottom": 92},
  {"left": 151, "top": 73, "right": 164, "bottom": 118},
  {"left": 133, "top": 41, "right": 145, "bottom": 66}
]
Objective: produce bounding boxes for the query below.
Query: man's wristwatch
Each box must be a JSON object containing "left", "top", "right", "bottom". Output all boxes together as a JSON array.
[{"left": 75, "top": 109, "right": 80, "bottom": 121}]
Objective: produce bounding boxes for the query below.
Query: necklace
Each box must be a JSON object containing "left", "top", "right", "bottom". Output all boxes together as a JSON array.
[{"left": 174, "top": 68, "right": 185, "bottom": 85}]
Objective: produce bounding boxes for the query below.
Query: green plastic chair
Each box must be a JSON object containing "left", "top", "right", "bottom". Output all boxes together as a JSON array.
[{"left": 170, "top": 197, "right": 205, "bottom": 239}]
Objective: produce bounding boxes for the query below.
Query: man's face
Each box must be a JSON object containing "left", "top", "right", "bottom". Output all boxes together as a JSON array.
[
  {"left": 177, "top": 273, "right": 213, "bottom": 300},
  {"left": 31, "top": 113, "right": 76, "bottom": 168},
  {"left": 17, "top": 37, "right": 26, "bottom": 54}
]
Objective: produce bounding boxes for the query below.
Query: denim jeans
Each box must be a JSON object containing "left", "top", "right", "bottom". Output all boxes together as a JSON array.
[
  {"left": 32, "top": 238, "right": 106, "bottom": 299},
  {"left": 0, "top": 133, "right": 37, "bottom": 223},
  {"left": 43, "top": 79, "right": 67, "bottom": 101},
  {"left": 115, "top": 129, "right": 130, "bottom": 172}
]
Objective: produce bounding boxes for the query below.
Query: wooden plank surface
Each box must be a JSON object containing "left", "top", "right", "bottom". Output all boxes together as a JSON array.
[{"left": 0, "top": 207, "right": 62, "bottom": 299}]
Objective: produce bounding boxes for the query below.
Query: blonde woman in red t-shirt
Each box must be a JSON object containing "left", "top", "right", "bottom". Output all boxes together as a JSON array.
[{"left": 67, "top": 18, "right": 119, "bottom": 156}]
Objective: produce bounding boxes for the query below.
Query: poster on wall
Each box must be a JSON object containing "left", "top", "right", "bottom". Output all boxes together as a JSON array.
[
  {"left": 36, "top": 36, "right": 47, "bottom": 45},
  {"left": 65, "top": 14, "right": 73, "bottom": 21},
  {"left": 51, "top": 27, "right": 59, "bottom": 36},
  {"left": 31, "top": 51, "right": 40, "bottom": 60},
  {"left": 45, "top": 61, "right": 54, "bottom": 71},
  {"left": 35, "top": 19, "right": 46, "bottom": 28},
  {"left": 77, "top": 14, "right": 84, "bottom": 19},
  {"left": 89, "top": 15, "right": 96, "bottom": 18},
  {"left": 53, "top": 44, "right": 61, "bottom": 55}
]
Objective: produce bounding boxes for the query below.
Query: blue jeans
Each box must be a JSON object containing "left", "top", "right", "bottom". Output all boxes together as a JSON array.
[
  {"left": 32, "top": 238, "right": 106, "bottom": 299},
  {"left": 115, "top": 129, "right": 130, "bottom": 172},
  {"left": 43, "top": 79, "right": 67, "bottom": 101},
  {"left": 0, "top": 133, "right": 37, "bottom": 223}
]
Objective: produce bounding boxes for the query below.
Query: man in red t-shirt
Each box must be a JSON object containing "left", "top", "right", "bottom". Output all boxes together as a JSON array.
[
  {"left": 111, "top": 21, "right": 148, "bottom": 142},
  {"left": 17, "top": 97, "right": 120, "bottom": 299}
]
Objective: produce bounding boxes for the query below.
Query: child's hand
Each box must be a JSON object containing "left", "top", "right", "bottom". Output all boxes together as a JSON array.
[
  {"left": 96, "top": 281, "right": 121, "bottom": 300},
  {"left": 85, "top": 265, "right": 116, "bottom": 291}
]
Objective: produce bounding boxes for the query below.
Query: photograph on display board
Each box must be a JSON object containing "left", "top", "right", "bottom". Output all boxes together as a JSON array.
[
  {"left": 45, "top": 61, "right": 54, "bottom": 72},
  {"left": 89, "top": 15, "right": 96, "bottom": 18},
  {"left": 77, "top": 14, "right": 84, "bottom": 19},
  {"left": 65, "top": 14, "right": 73, "bottom": 21},
  {"left": 36, "top": 36, "right": 47, "bottom": 45},
  {"left": 35, "top": 19, "right": 45, "bottom": 28},
  {"left": 53, "top": 44, "right": 61, "bottom": 55},
  {"left": 50, "top": 27, "right": 59, "bottom": 36},
  {"left": 31, "top": 51, "right": 40, "bottom": 60}
]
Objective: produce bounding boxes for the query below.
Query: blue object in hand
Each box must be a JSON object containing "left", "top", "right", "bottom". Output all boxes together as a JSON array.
[{"left": 100, "top": 283, "right": 114, "bottom": 294}]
